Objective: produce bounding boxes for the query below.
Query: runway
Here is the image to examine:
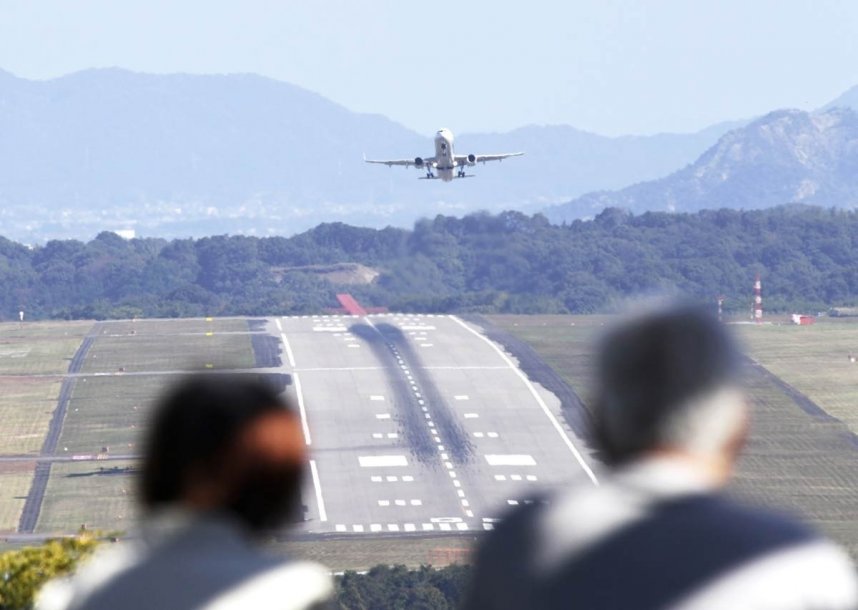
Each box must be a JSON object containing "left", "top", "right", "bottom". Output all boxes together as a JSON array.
[{"left": 272, "top": 313, "right": 599, "bottom": 536}]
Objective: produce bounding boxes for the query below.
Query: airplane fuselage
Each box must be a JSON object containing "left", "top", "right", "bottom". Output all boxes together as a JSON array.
[
  {"left": 432, "top": 128, "right": 458, "bottom": 182},
  {"left": 364, "top": 128, "right": 521, "bottom": 180}
]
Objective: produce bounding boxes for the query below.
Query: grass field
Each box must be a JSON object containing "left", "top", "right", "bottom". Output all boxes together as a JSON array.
[
  {"left": 36, "top": 461, "right": 137, "bottom": 535},
  {"left": 737, "top": 320, "right": 858, "bottom": 434},
  {"left": 0, "top": 321, "right": 92, "bottom": 375},
  {"left": 58, "top": 375, "right": 170, "bottom": 454},
  {"left": 0, "top": 469, "right": 35, "bottom": 533},
  {"left": 280, "top": 535, "right": 476, "bottom": 571},
  {"left": 80, "top": 331, "right": 256, "bottom": 373},
  {"left": 0, "top": 378, "right": 63, "bottom": 454},
  {"left": 0, "top": 321, "right": 93, "bottom": 531},
  {"left": 488, "top": 314, "right": 858, "bottom": 558}
]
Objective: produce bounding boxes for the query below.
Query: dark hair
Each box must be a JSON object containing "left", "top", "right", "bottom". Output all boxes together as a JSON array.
[
  {"left": 140, "top": 374, "right": 299, "bottom": 528},
  {"left": 593, "top": 304, "right": 741, "bottom": 463}
]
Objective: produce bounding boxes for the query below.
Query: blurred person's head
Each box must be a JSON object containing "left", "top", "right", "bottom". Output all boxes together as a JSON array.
[
  {"left": 592, "top": 303, "right": 747, "bottom": 480},
  {"left": 140, "top": 374, "right": 305, "bottom": 534}
]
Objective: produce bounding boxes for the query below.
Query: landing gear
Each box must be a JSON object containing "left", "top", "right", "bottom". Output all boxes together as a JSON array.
[
  {"left": 457, "top": 169, "right": 466, "bottom": 178},
  {"left": 426, "top": 170, "right": 435, "bottom": 179}
]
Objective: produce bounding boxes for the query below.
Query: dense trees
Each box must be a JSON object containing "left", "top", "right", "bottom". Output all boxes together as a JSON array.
[{"left": 2, "top": 205, "right": 857, "bottom": 320}]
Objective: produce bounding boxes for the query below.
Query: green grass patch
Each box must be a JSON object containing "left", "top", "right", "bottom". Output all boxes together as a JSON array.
[
  {"left": 95, "top": 318, "right": 249, "bottom": 336},
  {"left": 58, "top": 376, "right": 169, "bottom": 454},
  {"left": 81, "top": 331, "right": 256, "bottom": 373},
  {"left": 487, "top": 314, "right": 610, "bottom": 402},
  {"left": 36, "top": 461, "right": 137, "bottom": 535},
  {"left": 0, "top": 321, "right": 91, "bottom": 375},
  {"left": 737, "top": 319, "right": 858, "bottom": 434}
]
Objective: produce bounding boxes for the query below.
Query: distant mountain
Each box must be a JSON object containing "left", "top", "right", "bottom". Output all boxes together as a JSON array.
[
  {"left": 545, "top": 107, "right": 858, "bottom": 222},
  {"left": 823, "top": 85, "right": 858, "bottom": 112},
  {"left": 0, "top": 68, "right": 738, "bottom": 242}
]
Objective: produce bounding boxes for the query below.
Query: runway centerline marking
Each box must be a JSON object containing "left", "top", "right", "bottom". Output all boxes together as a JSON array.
[
  {"left": 449, "top": 315, "right": 599, "bottom": 486},
  {"left": 309, "top": 459, "right": 327, "bottom": 522}
]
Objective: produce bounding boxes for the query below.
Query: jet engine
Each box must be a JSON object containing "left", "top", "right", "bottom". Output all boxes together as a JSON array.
[
  {"left": 414, "top": 157, "right": 425, "bottom": 168},
  {"left": 466, "top": 154, "right": 477, "bottom": 165}
]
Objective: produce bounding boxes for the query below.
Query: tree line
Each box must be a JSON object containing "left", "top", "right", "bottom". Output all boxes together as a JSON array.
[{"left": 2, "top": 204, "right": 856, "bottom": 320}]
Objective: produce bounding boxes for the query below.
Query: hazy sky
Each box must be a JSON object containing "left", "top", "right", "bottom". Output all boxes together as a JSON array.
[{"left": 2, "top": 0, "right": 858, "bottom": 136}]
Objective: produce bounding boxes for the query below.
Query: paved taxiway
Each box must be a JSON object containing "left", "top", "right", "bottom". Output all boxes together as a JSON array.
[{"left": 270, "top": 313, "right": 598, "bottom": 535}]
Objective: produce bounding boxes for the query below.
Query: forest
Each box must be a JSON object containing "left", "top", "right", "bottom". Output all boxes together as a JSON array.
[{"left": 2, "top": 204, "right": 856, "bottom": 320}]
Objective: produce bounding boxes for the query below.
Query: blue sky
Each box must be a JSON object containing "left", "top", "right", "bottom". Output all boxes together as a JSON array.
[{"left": 2, "top": 0, "right": 857, "bottom": 136}]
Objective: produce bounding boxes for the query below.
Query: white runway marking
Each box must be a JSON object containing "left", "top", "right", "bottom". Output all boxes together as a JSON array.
[
  {"left": 420, "top": 344, "right": 433, "bottom": 347},
  {"left": 359, "top": 455, "right": 408, "bottom": 467},
  {"left": 347, "top": 344, "right": 361, "bottom": 348},
  {"left": 378, "top": 500, "right": 390, "bottom": 506},
  {"left": 353, "top": 525, "right": 364, "bottom": 532},
  {"left": 370, "top": 395, "right": 385, "bottom": 401},
  {"left": 454, "top": 395, "right": 470, "bottom": 400},
  {"left": 464, "top": 413, "right": 479, "bottom": 419},
  {"left": 309, "top": 459, "right": 327, "bottom": 522},
  {"left": 275, "top": 319, "right": 282, "bottom": 331},
  {"left": 336, "top": 524, "right": 346, "bottom": 532},
  {"left": 486, "top": 454, "right": 537, "bottom": 466},
  {"left": 312, "top": 326, "right": 348, "bottom": 332},
  {"left": 449, "top": 315, "right": 599, "bottom": 485},
  {"left": 402, "top": 475, "right": 414, "bottom": 482},
  {"left": 279, "top": 333, "right": 296, "bottom": 367},
  {"left": 293, "top": 372, "right": 311, "bottom": 445},
  {"left": 375, "top": 413, "right": 391, "bottom": 420},
  {"left": 388, "top": 524, "right": 400, "bottom": 532},
  {"left": 370, "top": 524, "right": 382, "bottom": 532},
  {"left": 404, "top": 523, "right": 416, "bottom": 532},
  {"left": 400, "top": 325, "right": 436, "bottom": 331}
]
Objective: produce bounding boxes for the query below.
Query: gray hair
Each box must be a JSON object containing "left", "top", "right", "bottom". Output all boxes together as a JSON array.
[{"left": 593, "top": 304, "right": 746, "bottom": 463}]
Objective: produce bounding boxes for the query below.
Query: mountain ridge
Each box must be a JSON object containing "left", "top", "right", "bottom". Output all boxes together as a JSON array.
[{"left": 0, "top": 67, "right": 745, "bottom": 242}]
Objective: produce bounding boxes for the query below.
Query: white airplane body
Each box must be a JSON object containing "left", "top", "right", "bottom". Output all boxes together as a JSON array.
[{"left": 365, "top": 128, "right": 523, "bottom": 182}]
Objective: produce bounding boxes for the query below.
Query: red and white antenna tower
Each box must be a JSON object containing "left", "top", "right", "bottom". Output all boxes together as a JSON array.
[{"left": 753, "top": 274, "right": 763, "bottom": 323}]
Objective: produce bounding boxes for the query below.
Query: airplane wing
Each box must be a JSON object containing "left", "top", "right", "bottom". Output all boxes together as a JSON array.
[
  {"left": 364, "top": 156, "right": 436, "bottom": 168},
  {"left": 457, "top": 152, "right": 524, "bottom": 164}
]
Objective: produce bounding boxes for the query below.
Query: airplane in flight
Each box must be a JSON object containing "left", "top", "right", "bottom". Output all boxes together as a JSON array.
[{"left": 364, "top": 128, "right": 523, "bottom": 181}]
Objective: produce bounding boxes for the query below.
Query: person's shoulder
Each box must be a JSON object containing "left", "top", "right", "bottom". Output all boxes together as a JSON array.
[
  {"left": 676, "top": 537, "right": 858, "bottom": 610},
  {"left": 688, "top": 494, "right": 818, "bottom": 547},
  {"left": 204, "top": 558, "right": 334, "bottom": 610}
]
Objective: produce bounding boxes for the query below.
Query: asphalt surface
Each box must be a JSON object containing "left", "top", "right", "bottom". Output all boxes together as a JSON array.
[{"left": 271, "top": 313, "right": 598, "bottom": 536}]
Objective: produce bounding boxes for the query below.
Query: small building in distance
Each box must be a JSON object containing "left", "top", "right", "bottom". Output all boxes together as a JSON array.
[{"left": 791, "top": 314, "right": 816, "bottom": 326}]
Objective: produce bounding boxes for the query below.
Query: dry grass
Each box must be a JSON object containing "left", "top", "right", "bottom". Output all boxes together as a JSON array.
[
  {"left": 278, "top": 535, "right": 477, "bottom": 571},
  {"left": 36, "top": 461, "right": 138, "bottom": 535},
  {"left": 80, "top": 331, "right": 256, "bottom": 373},
  {"left": 0, "top": 321, "right": 92, "bottom": 375},
  {"left": 0, "top": 470, "right": 35, "bottom": 533},
  {"left": 0, "top": 378, "right": 63, "bottom": 454}
]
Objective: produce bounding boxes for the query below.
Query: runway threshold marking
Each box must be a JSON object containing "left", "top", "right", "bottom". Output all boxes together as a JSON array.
[
  {"left": 448, "top": 315, "right": 599, "bottom": 486},
  {"left": 309, "top": 459, "right": 327, "bottom": 522}
]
